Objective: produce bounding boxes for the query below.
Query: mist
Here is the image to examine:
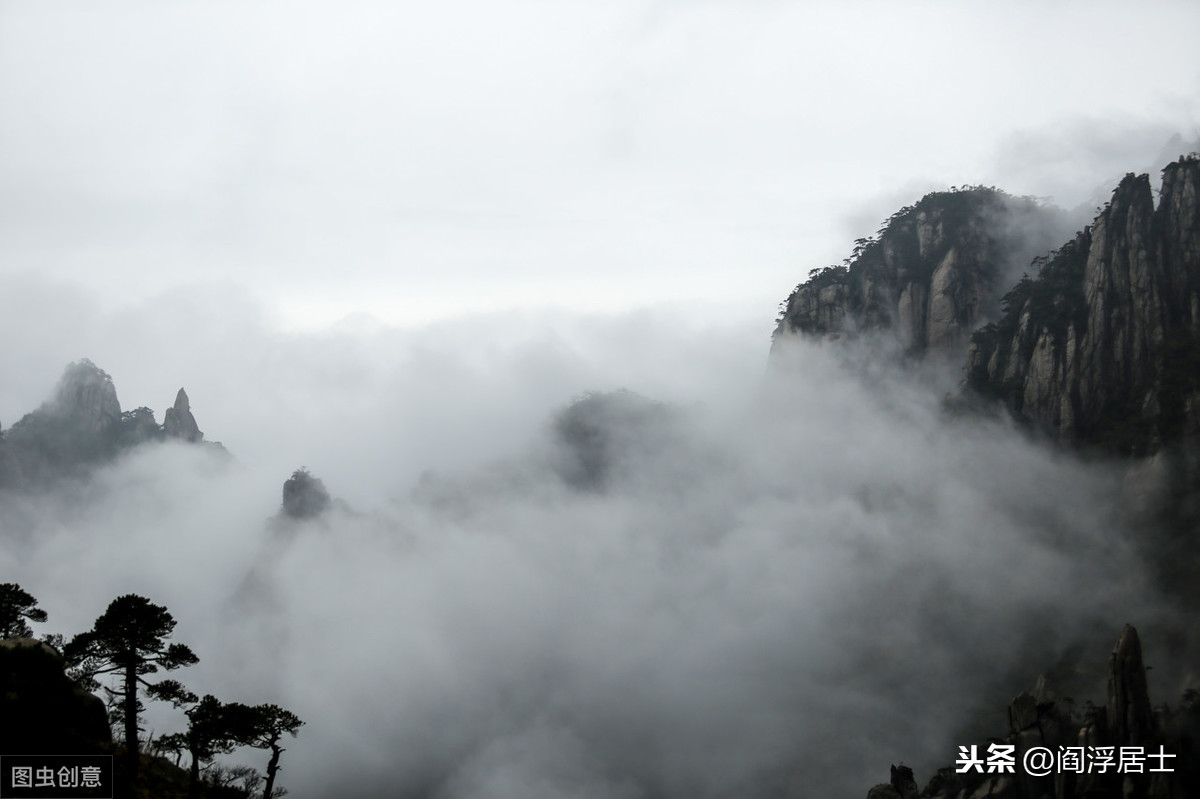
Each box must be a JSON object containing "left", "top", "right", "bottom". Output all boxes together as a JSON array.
[{"left": 0, "top": 282, "right": 1171, "bottom": 798}]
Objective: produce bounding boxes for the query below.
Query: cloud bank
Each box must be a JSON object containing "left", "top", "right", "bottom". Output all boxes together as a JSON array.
[{"left": 0, "top": 283, "right": 1172, "bottom": 798}]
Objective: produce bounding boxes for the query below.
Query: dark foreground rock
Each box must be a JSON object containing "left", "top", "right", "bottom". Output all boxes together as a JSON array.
[{"left": 0, "top": 637, "right": 110, "bottom": 754}]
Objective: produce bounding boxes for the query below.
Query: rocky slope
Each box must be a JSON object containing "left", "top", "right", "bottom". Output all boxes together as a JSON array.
[
  {"left": 965, "top": 156, "right": 1200, "bottom": 456},
  {"left": 772, "top": 188, "right": 1067, "bottom": 358}
]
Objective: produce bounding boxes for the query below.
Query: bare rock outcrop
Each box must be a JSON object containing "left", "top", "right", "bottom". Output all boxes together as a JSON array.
[{"left": 163, "top": 387, "right": 203, "bottom": 443}]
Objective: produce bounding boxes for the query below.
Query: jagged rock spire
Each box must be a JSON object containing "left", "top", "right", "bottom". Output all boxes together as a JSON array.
[
  {"left": 163, "top": 388, "right": 203, "bottom": 443},
  {"left": 1106, "top": 623, "right": 1154, "bottom": 746}
]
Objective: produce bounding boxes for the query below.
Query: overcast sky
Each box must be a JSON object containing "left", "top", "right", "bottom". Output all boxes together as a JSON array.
[{"left": 2, "top": 0, "right": 1198, "bottom": 334}]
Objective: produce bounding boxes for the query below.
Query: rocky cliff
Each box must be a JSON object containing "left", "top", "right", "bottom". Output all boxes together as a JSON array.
[
  {"left": 770, "top": 156, "right": 1200, "bottom": 799},
  {"left": 772, "top": 188, "right": 1067, "bottom": 358},
  {"left": 965, "top": 156, "right": 1200, "bottom": 456}
]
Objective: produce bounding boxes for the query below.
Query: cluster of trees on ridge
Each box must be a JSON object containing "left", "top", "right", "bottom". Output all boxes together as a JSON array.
[{"left": 1, "top": 583, "right": 302, "bottom": 799}]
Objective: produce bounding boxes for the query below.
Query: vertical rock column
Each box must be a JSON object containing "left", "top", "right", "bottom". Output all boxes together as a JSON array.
[{"left": 163, "top": 388, "right": 203, "bottom": 443}]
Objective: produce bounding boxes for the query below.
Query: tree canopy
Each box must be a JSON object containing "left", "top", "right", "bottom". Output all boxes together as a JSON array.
[
  {"left": 242, "top": 703, "right": 304, "bottom": 799},
  {"left": 65, "top": 594, "right": 198, "bottom": 787},
  {"left": 0, "top": 583, "right": 48, "bottom": 638},
  {"left": 159, "top": 694, "right": 259, "bottom": 799}
]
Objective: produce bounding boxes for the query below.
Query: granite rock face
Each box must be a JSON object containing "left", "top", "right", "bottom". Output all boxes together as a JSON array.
[
  {"left": 773, "top": 189, "right": 1067, "bottom": 359},
  {"left": 966, "top": 157, "right": 1200, "bottom": 456}
]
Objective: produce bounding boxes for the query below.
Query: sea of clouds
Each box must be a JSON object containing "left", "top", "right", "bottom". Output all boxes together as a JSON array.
[{"left": 0, "top": 281, "right": 1174, "bottom": 798}]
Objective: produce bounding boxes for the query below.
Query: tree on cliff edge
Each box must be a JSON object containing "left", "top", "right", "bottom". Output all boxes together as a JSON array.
[{"left": 64, "top": 594, "right": 198, "bottom": 787}]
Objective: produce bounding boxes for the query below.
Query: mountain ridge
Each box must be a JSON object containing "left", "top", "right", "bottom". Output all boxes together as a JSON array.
[
  {"left": 772, "top": 186, "right": 1069, "bottom": 359},
  {"left": 0, "top": 359, "right": 221, "bottom": 488}
]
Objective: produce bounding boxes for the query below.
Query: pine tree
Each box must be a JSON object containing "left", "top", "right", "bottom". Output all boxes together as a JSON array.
[{"left": 64, "top": 594, "right": 198, "bottom": 787}]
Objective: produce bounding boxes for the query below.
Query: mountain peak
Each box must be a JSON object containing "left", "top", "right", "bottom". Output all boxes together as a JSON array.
[
  {"left": 48, "top": 359, "right": 121, "bottom": 433},
  {"left": 281, "top": 468, "right": 331, "bottom": 520}
]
